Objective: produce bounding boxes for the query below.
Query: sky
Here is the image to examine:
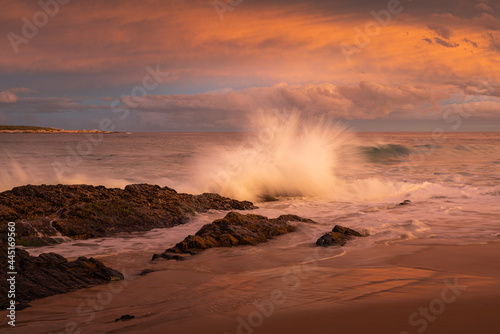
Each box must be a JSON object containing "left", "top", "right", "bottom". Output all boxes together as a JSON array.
[{"left": 0, "top": 0, "right": 499, "bottom": 132}]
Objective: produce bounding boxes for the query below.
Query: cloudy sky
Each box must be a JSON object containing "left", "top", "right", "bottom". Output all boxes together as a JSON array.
[{"left": 0, "top": 0, "right": 499, "bottom": 131}]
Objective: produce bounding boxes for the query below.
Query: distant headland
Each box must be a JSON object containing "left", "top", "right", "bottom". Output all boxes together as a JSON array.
[{"left": 0, "top": 125, "right": 118, "bottom": 134}]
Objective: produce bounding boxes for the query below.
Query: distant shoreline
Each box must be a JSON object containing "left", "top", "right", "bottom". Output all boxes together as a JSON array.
[{"left": 0, "top": 125, "right": 118, "bottom": 134}]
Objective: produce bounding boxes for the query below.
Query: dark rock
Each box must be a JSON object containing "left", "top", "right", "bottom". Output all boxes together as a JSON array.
[
  {"left": 151, "top": 253, "right": 186, "bottom": 261},
  {"left": 316, "top": 232, "right": 352, "bottom": 246},
  {"left": 399, "top": 199, "right": 411, "bottom": 206},
  {"left": 332, "top": 225, "right": 363, "bottom": 237},
  {"left": 0, "top": 184, "right": 256, "bottom": 245},
  {"left": 0, "top": 242, "right": 124, "bottom": 309},
  {"left": 115, "top": 314, "right": 135, "bottom": 322},
  {"left": 153, "top": 212, "right": 314, "bottom": 259},
  {"left": 316, "top": 225, "right": 364, "bottom": 247},
  {"left": 258, "top": 194, "right": 279, "bottom": 202},
  {"left": 138, "top": 269, "right": 156, "bottom": 276}
]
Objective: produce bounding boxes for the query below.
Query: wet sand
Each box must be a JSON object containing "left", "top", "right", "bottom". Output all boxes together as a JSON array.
[{"left": 2, "top": 237, "right": 500, "bottom": 334}]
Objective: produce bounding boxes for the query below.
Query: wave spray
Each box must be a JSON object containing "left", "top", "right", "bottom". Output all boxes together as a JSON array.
[{"left": 195, "top": 110, "right": 359, "bottom": 201}]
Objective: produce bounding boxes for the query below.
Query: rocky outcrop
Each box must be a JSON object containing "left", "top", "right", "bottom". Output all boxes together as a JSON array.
[
  {"left": 153, "top": 212, "right": 314, "bottom": 259},
  {"left": 0, "top": 242, "right": 123, "bottom": 310},
  {"left": 316, "top": 225, "right": 363, "bottom": 247},
  {"left": 0, "top": 125, "right": 117, "bottom": 133},
  {"left": 0, "top": 184, "right": 255, "bottom": 246}
]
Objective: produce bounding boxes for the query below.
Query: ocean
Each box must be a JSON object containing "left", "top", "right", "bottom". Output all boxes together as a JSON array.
[{"left": 1, "top": 118, "right": 499, "bottom": 265}]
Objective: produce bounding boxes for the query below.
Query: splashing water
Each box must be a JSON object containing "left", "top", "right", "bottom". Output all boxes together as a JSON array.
[
  {"left": 194, "top": 110, "right": 365, "bottom": 201},
  {"left": 0, "top": 154, "right": 35, "bottom": 191}
]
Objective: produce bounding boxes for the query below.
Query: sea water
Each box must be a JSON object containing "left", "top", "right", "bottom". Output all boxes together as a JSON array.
[{"left": 1, "top": 114, "right": 499, "bottom": 260}]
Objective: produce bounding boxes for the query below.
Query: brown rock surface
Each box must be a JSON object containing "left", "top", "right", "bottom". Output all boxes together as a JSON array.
[
  {"left": 0, "top": 184, "right": 255, "bottom": 246},
  {"left": 316, "top": 225, "right": 364, "bottom": 247},
  {"left": 0, "top": 242, "right": 124, "bottom": 310},
  {"left": 153, "top": 212, "right": 315, "bottom": 259}
]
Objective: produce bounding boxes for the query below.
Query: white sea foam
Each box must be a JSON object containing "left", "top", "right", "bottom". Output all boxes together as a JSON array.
[
  {"left": 193, "top": 110, "right": 430, "bottom": 202},
  {"left": 193, "top": 110, "right": 357, "bottom": 200}
]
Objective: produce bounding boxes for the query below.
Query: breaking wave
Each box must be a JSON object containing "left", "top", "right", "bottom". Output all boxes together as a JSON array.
[
  {"left": 194, "top": 110, "right": 421, "bottom": 202},
  {"left": 361, "top": 144, "right": 410, "bottom": 162},
  {"left": 194, "top": 110, "right": 357, "bottom": 201}
]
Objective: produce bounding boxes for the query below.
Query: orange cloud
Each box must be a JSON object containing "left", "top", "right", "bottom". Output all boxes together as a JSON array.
[
  {"left": 0, "top": 87, "right": 32, "bottom": 103},
  {"left": 476, "top": 3, "right": 493, "bottom": 13},
  {"left": 115, "top": 81, "right": 448, "bottom": 127},
  {"left": 1, "top": 0, "right": 499, "bottom": 131}
]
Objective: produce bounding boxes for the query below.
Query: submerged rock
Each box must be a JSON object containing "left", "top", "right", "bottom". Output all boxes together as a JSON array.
[
  {"left": 0, "top": 184, "right": 256, "bottom": 246},
  {"left": 257, "top": 194, "right": 280, "bottom": 202},
  {"left": 115, "top": 315, "right": 135, "bottom": 322},
  {"left": 316, "top": 225, "right": 364, "bottom": 247},
  {"left": 331, "top": 225, "right": 363, "bottom": 237},
  {"left": 153, "top": 212, "right": 314, "bottom": 259},
  {"left": 138, "top": 269, "right": 156, "bottom": 276},
  {"left": 0, "top": 242, "right": 124, "bottom": 310},
  {"left": 151, "top": 253, "right": 186, "bottom": 261}
]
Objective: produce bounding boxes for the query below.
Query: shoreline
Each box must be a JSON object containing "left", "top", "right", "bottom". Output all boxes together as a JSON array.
[
  {"left": 1, "top": 182, "right": 499, "bottom": 333},
  {"left": 3, "top": 241, "right": 499, "bottom": 333}
]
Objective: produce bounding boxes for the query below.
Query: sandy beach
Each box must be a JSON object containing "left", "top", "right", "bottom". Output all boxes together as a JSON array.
[{"left": 4, "top": 235, "right": 500, "bottom": 334}]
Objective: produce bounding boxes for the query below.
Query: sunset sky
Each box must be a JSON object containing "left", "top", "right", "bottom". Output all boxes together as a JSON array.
[{"left": 1, "top": 0, "right": 499, "bottom": 131}]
